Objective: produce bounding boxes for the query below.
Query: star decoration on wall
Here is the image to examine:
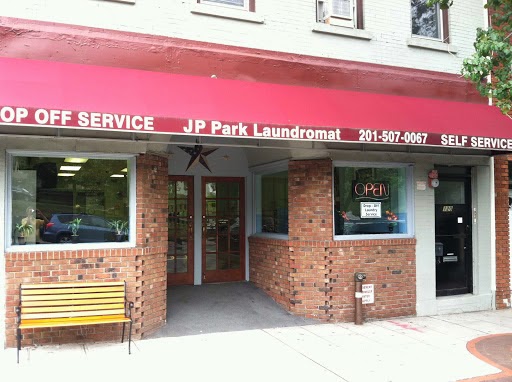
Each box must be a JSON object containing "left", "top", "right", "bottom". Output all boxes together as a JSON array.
[{"left": 179, "top": 145, "right": 218, "bottom": 172}]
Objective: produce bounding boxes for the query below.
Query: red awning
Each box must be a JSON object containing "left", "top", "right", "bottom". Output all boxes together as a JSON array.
[{"left": 1, "top": 57, "right": 511, "bottom": 150}]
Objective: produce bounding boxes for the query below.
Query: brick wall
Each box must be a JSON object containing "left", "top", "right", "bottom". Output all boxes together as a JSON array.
[
  {"left": 4, "top": 153, "right": 168, "bottom": 348},
  {"left": 249, "top": 237, "right": 291, "bottom": 310},
  {"left": 250, "top": 159, "right": 417, "bottom": 322},
  {"left": 494, "top": 155, "right": 511, "bottom": 309},
  {"left": 0, "top": 0, "right": 484, "bottom": 74}
]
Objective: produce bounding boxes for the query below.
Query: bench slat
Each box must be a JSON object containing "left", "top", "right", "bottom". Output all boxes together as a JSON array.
[
  {"left": 21, "top": 291, "right": 125, "bottom": 302},
  {"left": 19, "top": 315, "right": 130, "bottom": 329},
  {"left": 21, "top": 281, "right": 126, "bottom": 289},
  {"left": 21, "top": 308, "right": 126, "bottom": 320},
  {"left": 22, "top": 303, "right": 125, "bottom": 314},
  {"left": 21, "top": 286, "right": 125, "bottom": 296},
  {"left": 22, "top": 297, "right": 125, "bottom": 307}
]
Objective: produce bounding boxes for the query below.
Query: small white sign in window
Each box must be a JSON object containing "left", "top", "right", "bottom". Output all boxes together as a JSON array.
[{"left": 360, "top": 202, "right": 381, "bottom": 218}]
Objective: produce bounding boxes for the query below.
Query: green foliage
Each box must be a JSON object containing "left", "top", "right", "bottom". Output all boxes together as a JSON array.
[
  {"left": 108, "top": 219, "right": 128, "bottom": 235},
  {"left": 15, "top": 222, "right": 34, "bottom": 237},
  {"left": 427, "top": 0, "right": 512, "bottom": 115},
  {"left": 68, "top": 218, "right": 82, "bottom": 236}
]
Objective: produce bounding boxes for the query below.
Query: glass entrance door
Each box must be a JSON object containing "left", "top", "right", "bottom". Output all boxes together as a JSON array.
[
  {"left": 202, "top": 177, "right": 245, "bottom": 283},
  {"left": 167, "top": 176, "right": 194, "bottom": 285},
  {"left": 434, "top": 167, "right": 472, "bottom": 296}
]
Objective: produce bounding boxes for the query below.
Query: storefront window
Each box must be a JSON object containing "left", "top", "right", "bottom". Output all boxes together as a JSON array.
[
  {"left": 9, "top": 154, "right": 132, "bottom": 246},
  {"left": 334, "top": 165, "right": 410, "bottom": 236},
  {"left": 255, "top": 170, "right": 288, "bottom": 234}
]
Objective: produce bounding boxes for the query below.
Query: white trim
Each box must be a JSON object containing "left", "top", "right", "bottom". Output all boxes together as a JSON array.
[
  {"left": 250, "top": 159, "right": 289, "bottom": 174},
  {"left": 332, "top": 161, "right": 415, "bottom": 240},
  {"left": 191, "top": 3, "right": 264, "bottom": 24},
  {"left": 5, "top": 151, "right": 137, "bottom": 252},
  {"left": 312, "top": 23, "right": 373, "bottom": 40},
  {"left": 407, "top": 38, "right": 458, "bottom": 54},
  {"left": 201, "top": 0, "right": 249, "bottom": 11},
  {"left": 489, "top": 157, "right": 496, "bottom": 307}
]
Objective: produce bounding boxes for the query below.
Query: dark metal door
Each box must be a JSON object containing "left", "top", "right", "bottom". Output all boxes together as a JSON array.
[{"left": 435, "top": 168, "right": 472, "bottom": 296}]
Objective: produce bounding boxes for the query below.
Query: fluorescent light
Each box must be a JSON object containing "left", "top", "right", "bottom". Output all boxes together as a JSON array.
[
  {"left": 64, "top": 158, "right": 88, "bottom": 163},
  {"left": 110, "top": 174, "right": 125, "bottom": 178},
  {"left": 121, "top": 168, "right": 128, "bottom": 172},
  {"left": 60, "top": 165, "right": 81, "bottom": 171},
  {"left": 58, "top": 173, "right": 75, "bottom": 177}
]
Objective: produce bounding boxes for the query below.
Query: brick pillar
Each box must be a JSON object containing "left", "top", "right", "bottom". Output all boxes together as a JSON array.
[
  {"left": 136, "top": 153, "right": 169, "bottom": 336},
  {"left": 288, "top": 159, "right": 334, "bottom": 320},
  {"left": 494, "top": 155, "right": 511, "bottom": 309}
]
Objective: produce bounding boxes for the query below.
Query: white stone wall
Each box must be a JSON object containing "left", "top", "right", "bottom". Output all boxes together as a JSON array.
[{"left": 2, "top": 0, "right": 484, "bottom": 73}]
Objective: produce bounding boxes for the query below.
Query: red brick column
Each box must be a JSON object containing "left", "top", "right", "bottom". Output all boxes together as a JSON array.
[
  {"left": 135, "top": 153, "right": 168, "bottom": 337},
  {"left": 494, "top": 155, "right": 511, "bottom": 309},
  {"left": 288, "top": 159, "right": 334, "bottom": 320}
]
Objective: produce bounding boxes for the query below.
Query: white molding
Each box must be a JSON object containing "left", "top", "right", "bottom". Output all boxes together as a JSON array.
[
  {"left": 407, "top": 38, "right": 458, "bottom": 54},
  {"left": 312, "top": 23, "right": 372, "bottom": 40},
  {"left": 191, "top": 3, "right": 264, "bottom": 24}
]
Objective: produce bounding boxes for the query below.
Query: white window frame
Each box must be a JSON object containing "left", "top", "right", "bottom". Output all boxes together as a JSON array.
[
  {"left": 5, "top": 150, "right": 137, "bottom": 252},
  {"left": 251, "top": 160, "right": 289, "bottom": 240},
  {"left": 201, "top": 0, "right": 249, "bottom": 11},
  {"left": 332, "top": 161, "right": 414, "bottom": 241},
  {"left": 319, "top": 0, "right": 356, "bottom": 29},
  {"left": 411, "top": 0, "right": 443, "bottom": 41}
]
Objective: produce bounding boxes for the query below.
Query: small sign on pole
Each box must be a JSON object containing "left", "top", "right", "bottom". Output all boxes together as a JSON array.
[{"left": 362, "top": 284, "right": 374, "bottom": 304}]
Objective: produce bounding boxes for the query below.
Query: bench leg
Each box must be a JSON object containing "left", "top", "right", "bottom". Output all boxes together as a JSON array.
[
  {"left": 128, "top": 320, "right": 133, "bottom": 355},
  {"left": 16, "top": 327, "right": 21, "bottom": 364},
  {"left": 121, "top": 322, "right": 126, "bottom": 344}
]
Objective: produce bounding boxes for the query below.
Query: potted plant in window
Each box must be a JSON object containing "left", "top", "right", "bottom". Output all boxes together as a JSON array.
[
  {"left": 68, "top": 218, "right": 82, "bottom": 243},
  {"left": 15, "top": 221, "right": 34, "bottom": 245},
  {"left": 108, "top": 219, "right": 128, "bottom": 242}
]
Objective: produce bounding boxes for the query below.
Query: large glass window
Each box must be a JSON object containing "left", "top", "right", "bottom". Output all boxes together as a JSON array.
[
  {"left": 255, "top": 170, "right": 288, "bottom": 234},
  {"left": 411, "top": 0, "right": 441, "bottom": 39},
  {"left": 334, "top": 165, "right": 410, "bottom": 236},
  {"left": 9, "top": 154, "right": 132, "bottom": 246}
]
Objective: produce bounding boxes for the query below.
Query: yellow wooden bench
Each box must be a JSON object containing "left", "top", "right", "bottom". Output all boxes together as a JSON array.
[{"left": 16, "top": 281, "right": 134, "bottom": 363}]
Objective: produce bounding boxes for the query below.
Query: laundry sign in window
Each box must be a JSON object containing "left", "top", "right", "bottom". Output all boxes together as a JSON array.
[{"left": 360, "top": 202, "right": 382, "bottom": 218}]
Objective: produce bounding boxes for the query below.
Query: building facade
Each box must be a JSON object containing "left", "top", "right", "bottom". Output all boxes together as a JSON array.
[{"left": 1, "top": 0, "right": 511, "bottom": 349}]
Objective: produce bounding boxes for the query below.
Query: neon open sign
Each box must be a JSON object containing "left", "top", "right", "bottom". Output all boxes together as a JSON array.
[{"left": 352, "top": 181, "right": 390, "bottom": 201}]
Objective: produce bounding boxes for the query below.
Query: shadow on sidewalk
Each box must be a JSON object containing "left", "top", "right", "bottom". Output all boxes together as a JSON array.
[{"left": 146, "top": 281, "right": 317, "bottom": 339}]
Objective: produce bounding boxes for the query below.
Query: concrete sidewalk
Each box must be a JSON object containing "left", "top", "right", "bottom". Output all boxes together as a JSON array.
[{"left": 2, "top": 309, "right": 512, "bottom": 382}]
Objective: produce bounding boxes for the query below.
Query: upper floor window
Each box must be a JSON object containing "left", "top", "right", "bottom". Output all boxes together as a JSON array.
[
  {"left": 200, "top": 0, "right": 254, "bottom": 11},
  {"left": 317, "top": 0, "right": 364, "bottom": 29},
  {"left": 411, "top": 0, "right": 442, "bottom": 40}
]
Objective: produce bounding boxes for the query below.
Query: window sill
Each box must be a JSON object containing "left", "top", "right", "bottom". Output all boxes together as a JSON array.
[
  {"left": 250, "top": 232, "right": 288, "bottom": 240},
  {"left": 6, "top": 241, "right": 135, "bottom": 253},
  {"left": 334, "top": 234, "right": 413, "bottom": 241},
  {"left": 190, "top": 3, "right": 264, "bottom": 24},
  {"left": 312, "top": 23, "right": 373, "bottom": 40},
  {"left": 407, "top": 38, "right": 458, "bottom": 54}
]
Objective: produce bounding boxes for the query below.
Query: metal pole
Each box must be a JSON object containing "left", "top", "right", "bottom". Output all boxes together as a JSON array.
[{"left": 354, "top": 272, "right": 366, "bottom": 325}]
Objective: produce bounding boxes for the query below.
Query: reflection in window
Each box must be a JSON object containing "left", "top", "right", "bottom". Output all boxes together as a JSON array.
[
  {"left": 10, "top": 155, "right": 130, "bottom": 245},
  {"left": 255, "top": 171, "right": 288, "bottom": 234},
  {"left": 411, "top": 0, "right": 440, "bottom": 39},
  {"left": 334, "top": 166, "right": 408, "bottom": 236}
]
